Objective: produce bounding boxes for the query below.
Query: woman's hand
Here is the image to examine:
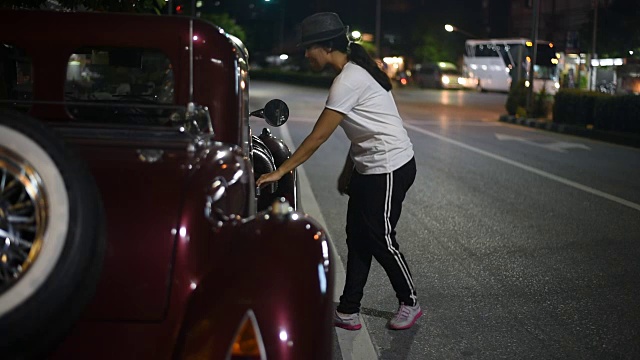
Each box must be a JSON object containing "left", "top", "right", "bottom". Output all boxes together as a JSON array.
[
  {"left": 337, "top": 170, "right": 351, "bottom": 195},
  {"left": 255, "top": 108, "right": 344, "bottom": 189},
  {"left": 256, "top": 170, "right": 283, "bottom": 188}
]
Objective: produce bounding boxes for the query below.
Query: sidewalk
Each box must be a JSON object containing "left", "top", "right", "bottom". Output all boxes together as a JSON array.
[{"left": 499, "top": 115, "right": 640, "bottom": 149}]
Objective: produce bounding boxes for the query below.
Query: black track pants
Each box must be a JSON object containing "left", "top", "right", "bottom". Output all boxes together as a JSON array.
[{"left": 337, "top": 157, "right": 417, "bottom": 314}]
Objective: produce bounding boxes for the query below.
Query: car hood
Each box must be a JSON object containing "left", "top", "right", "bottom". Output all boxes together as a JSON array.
[{"left": 70, "top": 142, "right": 189, "bottom": 321}]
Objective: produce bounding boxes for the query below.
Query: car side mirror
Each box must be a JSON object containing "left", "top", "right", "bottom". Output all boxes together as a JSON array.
[{"left": 250, "top": 99, "right": 289, "bottom": 127}]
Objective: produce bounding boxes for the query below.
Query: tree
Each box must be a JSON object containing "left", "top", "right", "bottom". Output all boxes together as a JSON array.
[
  {"left": 413, "top": 31, "right": 456, "bottom": 64},
  {"left": 199, "top": 13, "right": 246, "bottom": 43},
  {"left": 409, "top": 15, "right": 464, "bottom": 65},
  {"left": 0, "top": 0, "right": 166, "bottom": 13}
]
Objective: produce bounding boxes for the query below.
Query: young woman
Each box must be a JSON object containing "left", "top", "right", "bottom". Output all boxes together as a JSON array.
[{"left": 256, "top": 12, "right": 421, "bottom": 330}]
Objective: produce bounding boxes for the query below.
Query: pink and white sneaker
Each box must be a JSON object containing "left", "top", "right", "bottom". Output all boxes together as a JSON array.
[
  {"left": 388, "top": 302, "right": 423, "bottom": 330},
  {"left": 334, "top": 310, "right": 362, "bottom": 331}
]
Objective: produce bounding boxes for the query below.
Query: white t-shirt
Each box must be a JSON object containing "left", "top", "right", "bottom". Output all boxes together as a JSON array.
[{"left": 325, "top": 61, "right": 414, "bottom": 174}]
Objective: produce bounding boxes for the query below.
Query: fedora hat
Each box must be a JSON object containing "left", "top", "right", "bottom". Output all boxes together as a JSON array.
[{"left": 298, "top": 12, "right": 348, "bottom": 47}]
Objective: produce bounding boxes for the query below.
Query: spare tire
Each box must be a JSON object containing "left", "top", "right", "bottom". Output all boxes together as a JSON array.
[{"left": 0, "top": 109, "right": 106, "bottom": 359}]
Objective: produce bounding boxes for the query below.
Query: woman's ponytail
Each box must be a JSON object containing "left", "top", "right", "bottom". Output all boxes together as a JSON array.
[
  {"left": 318, "top": 36, "right": 392, "bottom": 92},
  {"left": 348, "top": 43, "right": 392, "bottom": 92}
]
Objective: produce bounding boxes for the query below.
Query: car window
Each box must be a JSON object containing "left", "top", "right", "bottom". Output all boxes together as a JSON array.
[
  {"left": 65, "top": 47, "right": 177, "bottom": 126},
  {"left": 0, "top": 43, "right": 33, "bottom": 112}
]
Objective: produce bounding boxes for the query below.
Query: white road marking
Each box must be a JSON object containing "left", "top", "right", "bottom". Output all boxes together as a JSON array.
[
  {"left": 279, "top": 124, "right": 379, "bottom": 360},
  {"left": 404, "top": 123, "right": 640, "bottom": 212},
  {"left": 495, "top": 133, "right": 591, "bottom": 152},
  {"left": 542, "top": 141, "right": 592, "bottom": 152}
]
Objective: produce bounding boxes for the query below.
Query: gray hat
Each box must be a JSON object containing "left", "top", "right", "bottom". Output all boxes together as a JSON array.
[{"left": 298, "top": 12, "right": 348, "bottom": 47}]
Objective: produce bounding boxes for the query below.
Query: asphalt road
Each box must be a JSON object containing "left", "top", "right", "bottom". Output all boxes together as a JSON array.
[{"left": 249, "top": 80, "right": 640, "bottom": 360}]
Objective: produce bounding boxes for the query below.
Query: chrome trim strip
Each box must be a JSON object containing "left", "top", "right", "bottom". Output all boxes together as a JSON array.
[
  {"left": 0, "top": 99, "right": 185, "bottom": 111},
  {"left": 189, "top": 18, "right": 194, "bottom": 103}
]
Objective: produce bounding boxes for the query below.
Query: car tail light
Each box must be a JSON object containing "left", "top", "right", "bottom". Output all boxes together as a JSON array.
[{"left": 227, "top": 310, "right": 267, "bottom": 360}]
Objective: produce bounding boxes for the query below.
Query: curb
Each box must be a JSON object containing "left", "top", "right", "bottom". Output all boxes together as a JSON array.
[
  {"left": 279, "top": 124, "right": 379, "bottom": 360},
  {"left": 498, "top": 115, "right": 640, "bottom": 149}
]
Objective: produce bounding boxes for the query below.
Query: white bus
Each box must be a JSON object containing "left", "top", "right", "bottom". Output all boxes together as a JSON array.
[{"left": 463, "top": 38, "right": 561, "bottom": 94}]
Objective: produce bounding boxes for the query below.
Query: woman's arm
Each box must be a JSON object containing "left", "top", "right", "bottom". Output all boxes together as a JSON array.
[{"left": 256, "top": 108, "right": 344, "bottom": 187}]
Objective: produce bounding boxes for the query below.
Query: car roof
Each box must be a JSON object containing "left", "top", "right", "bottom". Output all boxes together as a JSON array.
[
  {"left": 0, "top": 10, "right": 240, "bottom": 58},
  {"left": 0, "top": 9, "right": 247, "bottom": 143}
]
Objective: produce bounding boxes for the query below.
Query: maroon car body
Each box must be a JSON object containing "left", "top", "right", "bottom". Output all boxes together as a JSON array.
[{"left": 0, "top": 9, "right": 333, "bottom": 360}]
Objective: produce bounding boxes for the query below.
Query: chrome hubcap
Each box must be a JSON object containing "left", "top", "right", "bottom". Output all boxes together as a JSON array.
[{"left": 0, "top": 148, "right": 47, "bottom": 294}]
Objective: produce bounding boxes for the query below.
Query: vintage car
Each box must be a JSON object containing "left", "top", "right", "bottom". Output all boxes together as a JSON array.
[{"left": 0, "top": 9, "right": 334, "bottom": 360}]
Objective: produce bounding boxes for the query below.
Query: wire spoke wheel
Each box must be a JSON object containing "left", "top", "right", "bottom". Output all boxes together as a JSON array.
[
  {"left": 0, "top": 151, "right": 47, "bottom": 294},
  {"left": 0, "top": 110, "right": 106, "bottom": 359}
]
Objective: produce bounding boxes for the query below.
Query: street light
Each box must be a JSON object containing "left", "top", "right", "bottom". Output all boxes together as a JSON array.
[
  {"left": 590, "top": 0, "right": 600, "bottom": 91},
  {"left": 526, "top": 0, "right": 540, "bottom": 116},
  {"left": 443, "top": 24, "right": 478, "bottom": 38}
]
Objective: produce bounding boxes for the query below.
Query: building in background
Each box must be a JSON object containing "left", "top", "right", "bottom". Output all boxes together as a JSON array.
[
  {"left": 506, "top": 0, "right": 636, "bottom": 92},
  {"left": 509, "top": 0, "right": 596, "bottom": 50}
]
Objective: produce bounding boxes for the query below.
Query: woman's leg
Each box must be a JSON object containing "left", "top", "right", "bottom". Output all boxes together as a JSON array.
[
  {"left": 373, "top": 158, "right": 417, "bottom": 305},
  {"left": 337, "top": 180, "right": 374, "bottom": 314},
  {"left": 339, "top": 158, "right": 418, "bottom": 311}
]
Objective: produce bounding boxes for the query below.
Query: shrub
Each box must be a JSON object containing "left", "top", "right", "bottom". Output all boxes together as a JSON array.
[
  {"left": 506, "top": 80, "right": 552, "bottom": 118},
  {"left": 531, "top": 86, "right": 551, "bottom": 119},
  {"left": 505, "top": 80, "right": 527, "bottom": 116}
]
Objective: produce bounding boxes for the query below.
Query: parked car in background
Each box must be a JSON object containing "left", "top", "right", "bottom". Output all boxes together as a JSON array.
[
  {"left": 394, "top": 70, "right": 411, "bottom": 86},
  {"left": 459, "top": 67, "right": 480, "bottom": 90},
  {"left": 412, "top": 62, "right": 471, "bottom": 90},
  {"left": 0, "top": 9, "right": 334, "bottom": 360},
  {"left": 412, "top": 63, "right": 441, "bottom": 88},
  {"left": 439, "top": 68, "right": 467, "bottom": 89}
]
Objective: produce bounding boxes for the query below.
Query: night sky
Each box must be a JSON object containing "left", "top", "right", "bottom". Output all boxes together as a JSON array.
[{"left": 212, "top": 0, "right": 509, "bottom": 58}]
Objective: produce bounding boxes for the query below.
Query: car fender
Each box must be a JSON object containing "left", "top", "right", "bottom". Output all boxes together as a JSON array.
[
  {"left": 174, "top": 208, "right": 334, "bottom": 359},
  {"left": 162, "top": 142, "right": 254, "bottom": 350},
  {"left": 258, "top": 128, "right": 297, "bottom": 209}
]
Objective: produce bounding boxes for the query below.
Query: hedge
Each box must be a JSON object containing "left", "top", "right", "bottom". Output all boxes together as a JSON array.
[
  {"left": 553, "top": 90, "right": 640, "bottom": 133},
  {"left": 250, "top": 69, "right": 334, "bottom": 88},
  {"left": 593, "top": 95, "right": 640, "bottom": 133}
]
